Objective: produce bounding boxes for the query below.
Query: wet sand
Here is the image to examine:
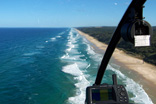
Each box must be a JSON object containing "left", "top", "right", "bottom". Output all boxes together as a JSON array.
[{"left": 75, "top": 29, "right": 156, "bottom": 103}]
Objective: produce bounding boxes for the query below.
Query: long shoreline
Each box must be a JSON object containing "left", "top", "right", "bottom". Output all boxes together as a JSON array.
[{"left": 75, "top": 29, "right": 156, "bottom": 103}]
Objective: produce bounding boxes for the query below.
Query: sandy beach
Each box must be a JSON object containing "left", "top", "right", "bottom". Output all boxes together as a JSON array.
[{"left": 75, "top": 29, "right": 156, "bottom": 103}]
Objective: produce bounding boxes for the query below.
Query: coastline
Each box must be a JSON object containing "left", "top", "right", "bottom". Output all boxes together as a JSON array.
[{"left": 75, "top": 29, "right": 156, "bottom": 103}]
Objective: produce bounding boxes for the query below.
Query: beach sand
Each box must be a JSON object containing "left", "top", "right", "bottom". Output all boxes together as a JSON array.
[{"left": 75, "top": 29, "right": 156, "bottom": 103}]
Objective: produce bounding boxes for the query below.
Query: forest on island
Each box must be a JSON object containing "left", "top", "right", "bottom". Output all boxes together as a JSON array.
[{"left": 77, "top": 26, "right": 156, "bottom": 65}]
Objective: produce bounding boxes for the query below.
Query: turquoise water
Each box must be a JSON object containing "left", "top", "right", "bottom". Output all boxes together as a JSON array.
[{"left": 0, "top": 28, "right": 153, "bottom": 104}]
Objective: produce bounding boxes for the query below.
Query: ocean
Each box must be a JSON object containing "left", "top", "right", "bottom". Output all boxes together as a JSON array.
[{"left": 0, "top": 28, "right": 153, "bottom": 104}]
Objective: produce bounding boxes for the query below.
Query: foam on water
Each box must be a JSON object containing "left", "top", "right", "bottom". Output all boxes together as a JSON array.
[
  {"left": 23, "top": 51, "right": 40, "bottom": 56},
  {"left": 61, "top": 28, "right": 88, "bottom": 63},
  {"left": 85, "top": 40, "right": 103, "bottom": 65},
  {"left": 36, "top": 46, "right": 45, "bottom": 49},
  {"left": 108, "top": 65, "right": 153, "bottom": 104},
  {"left": 46, "top": 33, "right": 64, "bottom": 43},
  {"left": 62, "top": 63, "right": 85, "bottom": 79},
  {"left": 86, "top": 44, "right": 96, "bottom": 55},
  {"left": 50, "top": 37, "right": 56, "bottom": 41},
  {"left": 56, "top": 36, "right": 61, "bottom": 38},
  {"left": 59, "top": 31, "right": 66, "bottom": 35},
  {"left": 61, "top": 29, "right": 91, "bottom": 104},
  {"left": 62, "top": 63, "right": 90, "bottom": 104}
]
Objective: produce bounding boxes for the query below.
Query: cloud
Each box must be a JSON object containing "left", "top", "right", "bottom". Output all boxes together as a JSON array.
[{"left": 114, "top": 2, "right": 118, "bottom": 5}]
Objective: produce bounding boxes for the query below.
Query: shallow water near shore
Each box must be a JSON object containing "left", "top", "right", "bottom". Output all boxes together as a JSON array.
[
  {"left": 0, "top": 28, "right": 153, "bottom": 104},
  {"left": 110, "top": 58, "right": 156, "bottom": 104}
]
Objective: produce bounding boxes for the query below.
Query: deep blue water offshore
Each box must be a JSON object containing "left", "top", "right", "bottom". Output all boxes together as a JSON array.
[{"left": 0, "top": 28, "right": 153, "bottom": 104}]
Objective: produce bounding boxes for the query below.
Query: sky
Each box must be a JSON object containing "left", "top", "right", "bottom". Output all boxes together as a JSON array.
[{"left": 0, "top": 0, "right": 155, "bottom": 27}]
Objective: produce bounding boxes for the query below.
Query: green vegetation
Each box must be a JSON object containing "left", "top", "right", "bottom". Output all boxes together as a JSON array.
[{"left": 77, "top": 26, "right": 156, "bottom": 65}]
